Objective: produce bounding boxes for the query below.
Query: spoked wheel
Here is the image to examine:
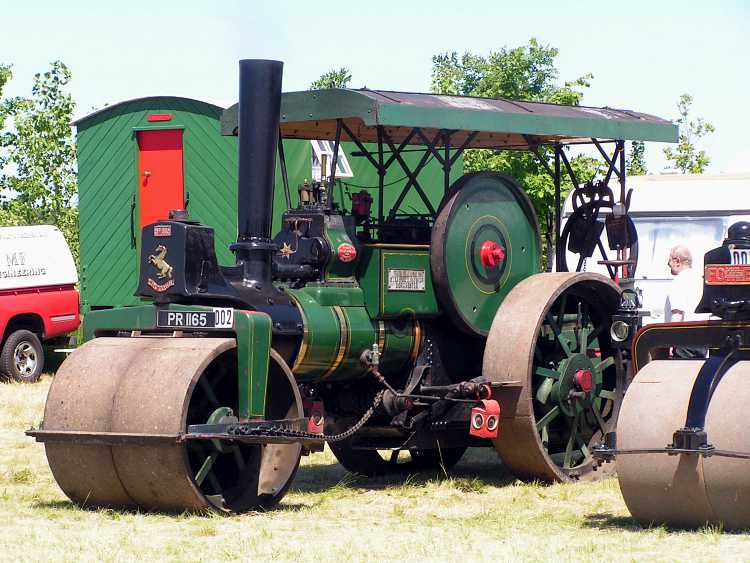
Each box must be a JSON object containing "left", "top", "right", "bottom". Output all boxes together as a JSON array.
[
  {"left": 184, "top": 348, "right": 302, "bottom": 511},
  {"left": 483, "top": 272, "right": 621, "bottom": 482},
  {"left": 329, "top": 440, "right": 466, "bottom": 477},
  {"left": 42, "top": 337, "right": 302, "bottom": 513}
]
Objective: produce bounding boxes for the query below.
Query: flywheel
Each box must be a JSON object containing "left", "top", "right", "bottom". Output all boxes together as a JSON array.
[
  {"left": 482, "top": 272, "right": 621, "bottom": 482},
  {"left": 41, "top": 337, "right": 302, "bottom": 513},
  {"left": 431, "top": 172, "right": 541, "bottom": 336}
]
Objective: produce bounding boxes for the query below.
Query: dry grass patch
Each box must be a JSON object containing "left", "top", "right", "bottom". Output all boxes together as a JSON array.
[{"left": 0, "top": 377, "right": 749, "bottom": 562}]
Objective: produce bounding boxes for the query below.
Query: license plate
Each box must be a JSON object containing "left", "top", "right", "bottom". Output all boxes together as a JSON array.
[
  {"left": 387, "top": 268, "right": 425, "bottom": 291},
  {"left": 730, "top": 248, "right": 750, "bottom": 265},
  {"left": 156, "top": 308, "right": 234, "bottom": 329}
]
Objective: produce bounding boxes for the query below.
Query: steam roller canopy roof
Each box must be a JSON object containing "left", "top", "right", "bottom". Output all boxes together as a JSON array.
[{"left": 221, "top": 89, "right": 678, "bottom": 148}]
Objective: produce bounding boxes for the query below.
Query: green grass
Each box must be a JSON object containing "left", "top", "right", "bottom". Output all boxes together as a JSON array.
[{"left": 1, "top": 377, "right": 749, "bottom": 562}]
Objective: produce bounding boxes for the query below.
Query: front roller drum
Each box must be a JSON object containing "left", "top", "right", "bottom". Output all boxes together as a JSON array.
[
  {"left": 617, "top": 360, "right": 750, "bottom": 530},
  {"left": 41, "top": 337, "right": 302, "bottom": 514}
]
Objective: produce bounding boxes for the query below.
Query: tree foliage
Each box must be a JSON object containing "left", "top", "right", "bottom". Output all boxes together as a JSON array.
[
  {"left": 0, "top": 61, "right": 79, "bottom": 265},
  {"left": 663, "top": 93, "right": 715, "bottom": 174},
  {"left": 0, "top": 65, "right": 11, "bottom": 128},
  {"left": 626, "top": 140, "right": 648, "bottom": 176},
  {"left": 309, "top": 68, "right": 352, "bottom": 90},
  {"left": 430, "top": 40, "right": 598, "bottom": 265},
  {"left": 431, "top": 41, "right": 592, "bottom": 104}
]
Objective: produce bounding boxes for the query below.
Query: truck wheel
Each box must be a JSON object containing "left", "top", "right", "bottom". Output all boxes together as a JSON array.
[{"left": 1, "top": 330, "right": 44, "bottom": 383}]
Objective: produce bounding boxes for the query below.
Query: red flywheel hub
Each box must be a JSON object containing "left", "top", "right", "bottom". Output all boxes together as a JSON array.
[{"left": 480, "top": 240, "right": 505, "bottom": 269}]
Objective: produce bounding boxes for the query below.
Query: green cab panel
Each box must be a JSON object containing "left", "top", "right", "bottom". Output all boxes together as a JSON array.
[{"left": 358, "top": 245, "right": 440, "bottom": 320}]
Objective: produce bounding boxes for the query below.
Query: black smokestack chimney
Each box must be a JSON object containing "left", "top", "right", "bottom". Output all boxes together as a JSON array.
[{"left": 230, "top": 59, "right": 283, "bottom": 287}]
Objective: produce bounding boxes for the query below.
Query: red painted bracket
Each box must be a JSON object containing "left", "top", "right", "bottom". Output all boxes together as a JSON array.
[{"left": 469, "top": 399, "right": 501, "bottom": 438}]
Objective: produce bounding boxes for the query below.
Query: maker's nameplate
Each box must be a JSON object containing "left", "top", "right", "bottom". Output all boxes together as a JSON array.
[{"left": 387, "top": 268, "right": 425, "bottom": 291}]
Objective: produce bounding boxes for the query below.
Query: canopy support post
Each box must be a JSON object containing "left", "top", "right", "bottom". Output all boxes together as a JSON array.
[
  {"left": 327, "top": 119, "right": 343, "bottom": 211},
  {"left": 376, "top": 125, "right": 385, "bottom": 227},
  {"left": 443, "top": 131, "right": 451, "bottom": 194},
  {"left": 554, "top": 143, "right": 562, "bottom": 256},
  {"left": 618, "top": 140, "right": 627, "bottom": 204},
  {"left": 277, "top": 129, "right": 291, "bottom": 210}
]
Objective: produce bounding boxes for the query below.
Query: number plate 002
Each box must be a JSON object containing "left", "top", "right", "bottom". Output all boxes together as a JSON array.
[{"left": 731, "top": 248, "right": 750, "bottom": 265}]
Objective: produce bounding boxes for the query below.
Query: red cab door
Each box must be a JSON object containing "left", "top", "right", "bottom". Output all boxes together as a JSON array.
[{"left": 137, "top": 129, "right": 185, "bottom": 230}]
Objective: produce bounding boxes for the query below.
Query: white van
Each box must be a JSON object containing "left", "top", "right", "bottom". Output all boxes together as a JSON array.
[{"left": 561, "top": 173, "right": 750, "bottom": 324}]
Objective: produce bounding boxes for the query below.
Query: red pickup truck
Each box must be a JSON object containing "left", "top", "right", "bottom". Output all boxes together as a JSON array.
[{"left": 0, "top": 226, "right": 80, "bottom": 382}]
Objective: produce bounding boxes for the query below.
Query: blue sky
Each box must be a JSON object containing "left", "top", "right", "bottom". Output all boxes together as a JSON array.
[{"left": 2, "top": 0, "right": 748, "bottom": 173}]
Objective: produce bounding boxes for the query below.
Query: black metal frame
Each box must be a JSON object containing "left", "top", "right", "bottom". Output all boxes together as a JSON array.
[
  {"left": 525, "top": 138, "right": 627, "bottom": 246},
  {"left": 275, "top": 123, "right": 629, "bottom": 259},
  {"left": 336, "top": 121, "right": 476, "bottom": 225}
]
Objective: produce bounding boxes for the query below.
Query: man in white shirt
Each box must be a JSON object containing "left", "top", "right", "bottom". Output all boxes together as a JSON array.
[{"left": 665, "top": 245, "right": 708, "bottom": 358}]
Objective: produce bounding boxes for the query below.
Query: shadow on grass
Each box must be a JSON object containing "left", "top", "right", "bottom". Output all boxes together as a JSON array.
[
  {"left": 582, "top": 512, "right": 750, "bottom": 535},
  {"left": 32, "top": 499, "right": 79, "bottom": 511},
  {"left": 290, "top": 447, "right": 517, "bottom": 495},
  {"left": 29, "top": 448, "right": 519, "bottom": 517},
  {"left": 31, "top": 498, "right": 221, "bottom": 519},
  {"left": 582, "top": 512, "right": 642, "bottom": 531},
  {"left": 31, "top": 498, "right": 157, "bottom": 516}
]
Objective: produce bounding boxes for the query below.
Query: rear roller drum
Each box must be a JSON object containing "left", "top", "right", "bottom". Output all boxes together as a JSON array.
[
  {"left": 617, "top": 360, "right": 750, "bottom": 529},
  {"left": 42, "top": 337, "right": 302, "bottom": 513},
  {"left": 483, "top": 272, "right": 621, "bottom": 482}
]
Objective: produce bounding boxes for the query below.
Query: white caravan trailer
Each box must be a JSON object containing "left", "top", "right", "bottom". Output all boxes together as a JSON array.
[{"left": 560, "top": 173, "right": 750, "bottom": 324}]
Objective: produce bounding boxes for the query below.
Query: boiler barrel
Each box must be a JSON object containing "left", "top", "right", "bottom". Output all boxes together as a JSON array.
[{"left": 287, "top": 288, "right": 420, "bottom": 382}]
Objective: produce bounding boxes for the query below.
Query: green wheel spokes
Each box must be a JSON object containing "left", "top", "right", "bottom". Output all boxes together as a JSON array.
[
  {"left": 590, "top": 402, "right": 608, "bottom": 437},
  {"left": 563, "top": 412, "right": 580, "bottom": 468},
  {"left": 536, "top": 377, "right": 554, "bottom": 404},
  {"left": 196, "top": 450, "right": 219, "bottom": 486},
  {"left": 534, "top": 291, "right": 617, "bottom": 472},
  {"left": 187, "top": 362, "right": 246, "bottom": 499},
  {"left": 577, "top": 325, "right": 590, "bottom": 352},
  {"left": 535, "top": 366, "right": 561, "bottom": 379},
  {"left": 536, "top": 406, "right": 560, "bottom": 431},
  {"left": 599, "top": 389, "right": 615, "bottom": 400}
]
